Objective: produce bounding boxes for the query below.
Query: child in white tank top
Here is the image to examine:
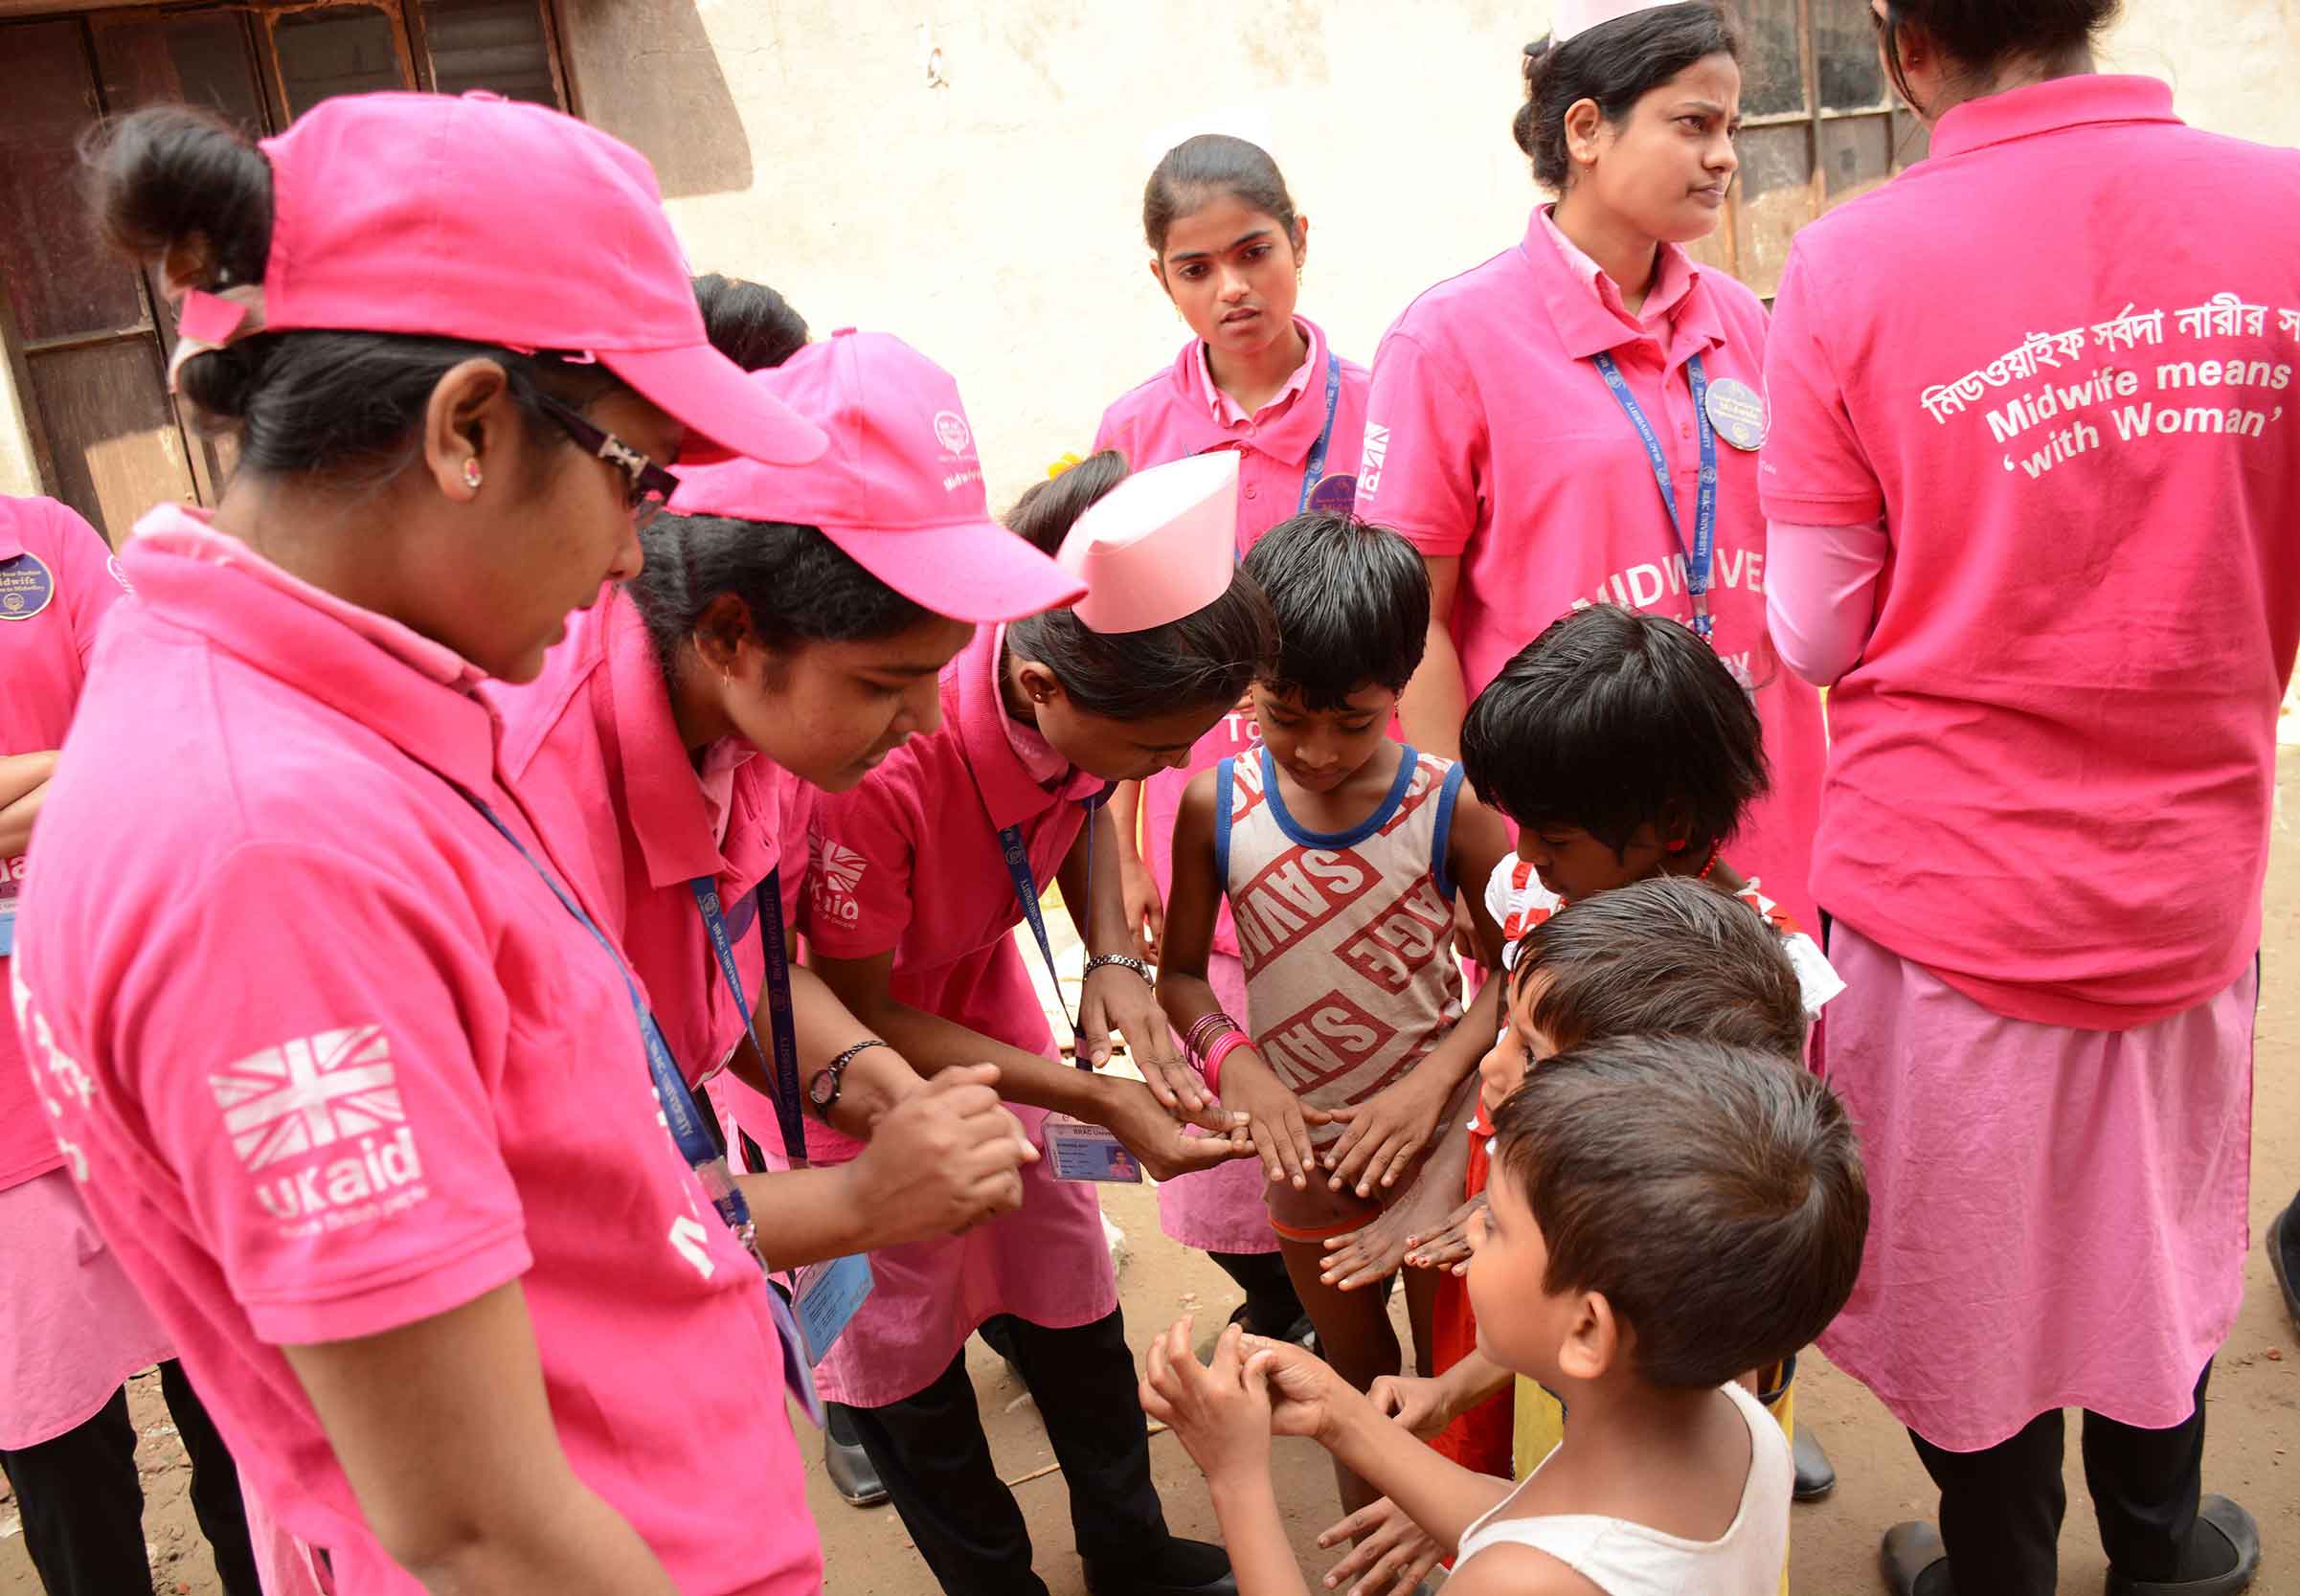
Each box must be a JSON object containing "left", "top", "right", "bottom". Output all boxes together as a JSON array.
[{"left": 1139, "top": 1034, "right": 1868, "bottom": 1596}]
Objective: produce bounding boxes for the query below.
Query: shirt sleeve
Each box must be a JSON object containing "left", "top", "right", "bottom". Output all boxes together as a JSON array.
[
  {"left": 801, "top": 771, "right": 919, "bottom": 962},
  {"left": 1353, "top": 326, "right": 1485, "bottom": 557},
  {"left": 1758, "top": 245, "right": 1886, "bottom": 527},
  {"left": 113, "top": 840, "right": 532, "bottom": 1346},
  {"left": 1765, "top": 518, "right": 1890, "bottom": 686},
  {"left": 45, "top": 502, "right": 126, "bottom": 668}
]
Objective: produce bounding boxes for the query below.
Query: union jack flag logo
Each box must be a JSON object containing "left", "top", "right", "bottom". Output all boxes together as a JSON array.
[
  {"left": 813, "top": 839, "right": 869, "bottom": 895},
  {"left": 208, "top": 1027, "right": 403, "bottom": 1172}
]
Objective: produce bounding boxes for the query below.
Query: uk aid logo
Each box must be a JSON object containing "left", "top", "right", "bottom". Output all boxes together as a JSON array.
[
  {"left": 810, "top": 838, "right": 869, "bottom": 927},
  {"left": 208, "top": 1026, "right": 429, "bottom": 1234}
]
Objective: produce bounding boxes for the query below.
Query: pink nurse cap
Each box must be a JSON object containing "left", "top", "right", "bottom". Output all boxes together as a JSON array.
[
  {"left": 1057, "top": 452, "right": 1239, "bottom": 635},
  {"left": 182, "top": 91, "right": 824, "bottom": 468},
  {"left": 1554, "top": 0, "right": 1682, "bottom": 41}
]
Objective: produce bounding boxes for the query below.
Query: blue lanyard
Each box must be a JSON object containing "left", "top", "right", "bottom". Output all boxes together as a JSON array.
[
  {"left": 999, "top": 786, "right": 1113, "bottom": 1066},
  {"left": 1295, "top": 351, "right": 1344, "bottom": 514},
  {"left": 689, "top": 871, "right": 807, "bottom": 1168},
  {"left": 1591, "top": 348, "right": 1717, "bottom": 641},
  {"left": 457, "top": 796, "right": 754, "bottom": 1249}
]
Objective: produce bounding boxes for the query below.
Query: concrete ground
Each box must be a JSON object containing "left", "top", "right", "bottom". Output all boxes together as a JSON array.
[{"left": 6, "top": 748, "right": 2296, "bottom": 1594}]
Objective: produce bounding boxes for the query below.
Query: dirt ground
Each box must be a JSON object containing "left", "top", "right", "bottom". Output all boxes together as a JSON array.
[{"left": 7, "top": 751, "right": 2296, "bottom": 1595}]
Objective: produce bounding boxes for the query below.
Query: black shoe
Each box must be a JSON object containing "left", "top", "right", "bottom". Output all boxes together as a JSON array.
[
  {"left": 1881, "top": 1521, "right": 1955, "bottom": 1596},
  {"left": 822, "top": 1404, "right": 889, "bottom": 1509},
  {"left": 2105, "top": 1496, "right": 2261, "bottom": 1596},
  {"left": 1083, "top": 1537, "right": 1237, "bottom": 1596},
  {"left": 1793, "top": 1423, "right": 1838, "bottom": 1502},
  {"left": 2268, "top": 1198, "right": 2300, "bottom": 1335}
]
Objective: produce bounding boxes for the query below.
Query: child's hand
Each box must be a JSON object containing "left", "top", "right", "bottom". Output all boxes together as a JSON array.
[
  {"left": 1221, "top": 1049, "right": 1333, "bottom": 1190},
  {"left": 1140, "top": 1317, "right": 1273, "bottom": 1487},
  {"left": 1403, "top": 1195, "right": 1487, "bottom": 1274},
  {"left": 1366, "top": 1372, "right": 1455, "bottom": 1441},
  {"left": 1237, "top": 1334, "right": 1349, "bottom": 1442},
  {"left": 1321, "top": 1069, "right": 1449, "bottom": 1198},
  {"left": 1319, "top": 1158, "right": 1462, "bottom": 1290},
  {"left": 1318, "top": 1496, "right": 1444, "bottom": 1596}
]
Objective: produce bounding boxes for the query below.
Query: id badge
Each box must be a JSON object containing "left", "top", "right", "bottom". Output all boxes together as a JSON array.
[
  {"left": 791, "top": 1252, "right": 874, "bottom": 1364},
  {"left": 0, "top": 902, "right": 14, "bottom": 957},
  {"left": 1043, "top": 1113, "right": 1143, "bottom": 1183}
]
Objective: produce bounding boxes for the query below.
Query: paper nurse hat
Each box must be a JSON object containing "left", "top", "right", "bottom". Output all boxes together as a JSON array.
[
  {"left": 1553, "top": 0, "right": 1683, "bottom": 42},
  {"left": 1057, "top": 452, "right": 1240, "bottom": 634}
]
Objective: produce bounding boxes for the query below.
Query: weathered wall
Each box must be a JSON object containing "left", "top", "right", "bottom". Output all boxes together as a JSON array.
[{"left": 2101, "top": 2, "right": 2300, "bottom": 148}]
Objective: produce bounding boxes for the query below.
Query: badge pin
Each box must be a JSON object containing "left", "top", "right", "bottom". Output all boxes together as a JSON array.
[
  {"left": 1703, "top": 377, "right": 1769, "bottom": 451},
  {"left": 0, "top": 551, "right": 56, "bottom": 621},
  {"left": 1305, "top": 474, "right": 1360, "bottom": 515}
]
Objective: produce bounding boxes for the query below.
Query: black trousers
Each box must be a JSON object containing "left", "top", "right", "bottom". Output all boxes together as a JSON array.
[
  {"left": 844, "top": 1308, "right": 1170, "bottom": 1596},
  {"left": 1911, "top": 1360, "right": 2211, "bottom": 1595},
  {"left": 0, "top": 1360, "right": 260, "bottom": 1596},
  {"left": 1207, "top": 1248, "right": 1308, "bottom": 1338}
]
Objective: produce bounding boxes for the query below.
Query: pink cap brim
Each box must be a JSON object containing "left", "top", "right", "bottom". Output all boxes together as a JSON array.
[
  {"left": 600, "top": 342, "right": 828, "bottom": 466},
  {"left": 825, "top": 519, "right": 1088, "bottom": 624}
]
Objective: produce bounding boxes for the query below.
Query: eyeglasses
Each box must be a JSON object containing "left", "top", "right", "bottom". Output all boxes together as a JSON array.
[{"left": 535, "top": 393, "right": 682, "bottom": 527}]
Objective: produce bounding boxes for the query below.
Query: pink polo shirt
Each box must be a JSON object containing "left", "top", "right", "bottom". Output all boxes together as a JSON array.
[
  {"left": 9, "top": 509, "right": 818, "bottom": 1596},
  {"left": 1, "top": 498, "right": 125, "bottom": 1193},
  {"left": 1359, "top": 210, "right": 1826, "bottom": 933},
  {"left": 1094, "top": 317, "right": 1372, "bottom": 953},
  {"left": 801, "top": 624, "right": 1118, "bottom": 1406},
  {"left": 1760, "top": 76, "right": 2300, "bottom": 1028}
]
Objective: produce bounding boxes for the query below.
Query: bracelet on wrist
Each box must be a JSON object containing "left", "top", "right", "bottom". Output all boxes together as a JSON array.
[
  {"left": 1084, "top": 952, "right": 1154, "bottom": 986},
  {"left": 1184, "top": 1012, "right": 1242, "bottom": 1064},
  {"left": 1202, "top": 1031, "right": 1251, "bottom": 1095}
]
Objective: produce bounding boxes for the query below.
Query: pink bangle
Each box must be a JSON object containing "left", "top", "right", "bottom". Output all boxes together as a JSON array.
[{"left": 1202, "top": 1031, "right": 1250, "bottom": 1095}]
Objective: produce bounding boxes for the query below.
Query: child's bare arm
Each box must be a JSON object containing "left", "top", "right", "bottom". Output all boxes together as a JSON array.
[
  {"left": 1146, "top": 771, "right": 1230, "bottom": 1116},
  {"left": 1446, "top": 787, "right": 1514, "bottom": 969},
  {"left": 1139, "top": 1319, "right": 1314, "bottom": 1596}
]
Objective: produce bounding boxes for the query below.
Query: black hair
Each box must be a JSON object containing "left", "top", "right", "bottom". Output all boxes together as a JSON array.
[
  {"left": 1240, "top": 512, "right": 1429, "bottom": 710},
  {"left": 1876, "top": 0, "right": 2117, "bottom": 103},
  {"left": 1494, "top": 1035, "right": 1868, "bottom": 1388},
  {"left": 1002, "top": 450, "right": 1279, "bottom": 721},
  {"left": 691, "top": 273, "right": 809, "bottom": 372},
  {"left": 1143, "top": 134, "right": 1299, "bottom": 257},
  {"left": 1460, "top": 604, "right": 1768, "bottom": 858},
  {"left": 1507, "top": 876, "right": 1808, "bottom": 1062},
  {"left": 1514, "top": 3, "right": 1744, "bottom": 191},
  {"left": 85, "top": 104, "right": 618, "bottom": 486}
]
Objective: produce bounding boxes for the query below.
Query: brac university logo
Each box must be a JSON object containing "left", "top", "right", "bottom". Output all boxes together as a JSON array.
[{"left": 210, "top": 1027, "right": 427, "bottom": 1231}]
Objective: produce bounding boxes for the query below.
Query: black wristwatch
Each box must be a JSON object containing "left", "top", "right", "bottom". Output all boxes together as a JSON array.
[{"left": 808, "top": 1039, "right": 891, "bottom": 1121}]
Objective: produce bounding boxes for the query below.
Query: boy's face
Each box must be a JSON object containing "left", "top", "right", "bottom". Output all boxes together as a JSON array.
[
  {"left": 1250, "top": 682, "right": 1397, "bottom": 797},
  {"left": 1479, "top": 967, "right": 1564, "bottom": 1116},
  {"left": 1515, "top": 821, "right": 1667, "bottom": 905},
  {"left": 1466, "top": 1161, "right": 1584, "bottom": 1385}
]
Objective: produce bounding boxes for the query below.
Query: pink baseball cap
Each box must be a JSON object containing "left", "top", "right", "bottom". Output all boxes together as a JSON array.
[
  {"left": 665, "top": 330, "right": 1087, "bottom": 623},
  {"left": 1058, "top": 452, "right": 1239, "bottom": 634},
  {"left": 1553, "top": 0, "right": 1681, "bottom": 40},
  {"left": 190, "top": 92, "right": 823, "bottom": 467}
]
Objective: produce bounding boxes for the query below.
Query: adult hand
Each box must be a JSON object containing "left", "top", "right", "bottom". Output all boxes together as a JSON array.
[
  {"left": 1318, "top": 1497, "right": 1445, "bottom": 1596},
  {"left": 848, "top": 1066, "right": 1036, "bottom": 1242},
  {"left": 1221, "top": 1050, "right": 1333, "bottom": 1191},
  {"left": 1118, "top": 855, "right": 1165, "bottom": 963},
  {"left": 1320, "top": 1069, "right": 1448, "bottom": 1199},
  {"left": 1139, "top": 1317, "right": 1272, "bottom": 1489},
  {"left": 1100, "top": 1080, "right": 1251, "bottom": 1182},
  {"left": 1078, "top": 961, "right": 1163, "bottom": 1069},
  {"left": 1403, "top": 1195, "right": 1487, "bottom": 1274},
  {"left": 1366, "top": 1373, "right": 1455, "bottom": 1442}
]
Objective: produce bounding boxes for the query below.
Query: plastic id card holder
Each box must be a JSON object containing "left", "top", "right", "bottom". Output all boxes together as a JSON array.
[
  {"left": 1044, "top": 1113, "right": 1142, "bottom": 1183},
  {"left": 790, "top": 1252, "right": 873, "bottom": 1364}
]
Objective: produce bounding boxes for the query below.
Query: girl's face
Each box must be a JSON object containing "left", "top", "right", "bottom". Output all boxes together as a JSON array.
[
  {"left": 1478, "top": 968, "right": 1565, "bottom": 1116},
  {"left": 1514, "top": 821, "right": 1666, "bottom": 905},
  {"left": 1249, "top": 682, "right": 1396, "bottom": 797},
  {"left": 1153, "top": 193, "right": 1307, "bottom": 365},
  {"left": 1570, "top": 53, "right": 1743, "bottom": 246},
  {"left": 1019, "top": 661, "right": 1230, "bottom": 783},
  {"left": 712, "top": 614, "right": 975, "bottom": 792}
]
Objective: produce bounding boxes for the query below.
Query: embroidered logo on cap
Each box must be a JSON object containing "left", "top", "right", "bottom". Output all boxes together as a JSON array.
[{"left": 933, "top": 410, "right": 973, "bottom": 456}]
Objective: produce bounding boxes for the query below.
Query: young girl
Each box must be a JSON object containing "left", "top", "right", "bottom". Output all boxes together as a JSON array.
[
  {"left": 1096, "top": 134, "right": 1371, "bottom": 1341},
  {"left": 802, "top": 449, "right": 1271, "bottom": 1596},
  {"left": 1156, "top": 511, "right": 1509, "bottom": 1519},
  {"left": 1142, "top": 1034, "right": 1869, "bottom": 1596},
  {"left": 11, "top": 96, "right": 838, "bottom": 1595},
  {"left": 490, "top": 325, "right": 1067, "bottom": 1510}
]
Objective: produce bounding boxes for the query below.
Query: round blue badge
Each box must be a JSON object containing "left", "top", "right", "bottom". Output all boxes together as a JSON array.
[
  {"left": 1703, "top": 378, "right": 1769, "bottom": 452},
  {"left": 0, "top": 551, "right": 55, "bottom": 621},
  {"left": 1305, "top": 474, "right": 1360, "bottom": 514}
]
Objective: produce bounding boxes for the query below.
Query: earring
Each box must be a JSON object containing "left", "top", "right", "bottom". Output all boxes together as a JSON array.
[{"left": 462, "top": 459, "right": 484, "bottom": 491}]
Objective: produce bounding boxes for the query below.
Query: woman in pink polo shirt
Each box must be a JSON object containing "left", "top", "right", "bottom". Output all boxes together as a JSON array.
[
  {"left": 1096, "top": 133, "right": 1369, "bottom": 1345},
  {"left": 805, "top": 451, "right": 1273, "bottom": 1596},
  {"left": 1762, "top": 3, "right": 2300, "bottom": 1591},
  {"left": 11, "top": 97, "right": 848, "bottom": 1596},
  {"left": 1353, "top": 0, "right": 1831, "bottom": 1494},
  {"left": 493, "top": 322, "right": 1065, "bottom": 1512}
]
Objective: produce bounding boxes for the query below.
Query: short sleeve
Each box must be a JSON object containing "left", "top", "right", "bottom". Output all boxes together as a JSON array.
[
  {"left": 1758, "top": 246, "right": 1885, "bottom": 527},
  {"left": 802, "top": 769, "right": 920, "bottom": 961},
  {"left": 46, "top": 503, "right": 127, "bottom": 667},
  {"left": 112, "top": 842, "right": 531, "bottom": 1346},
  {"left": 1354, "top": 327, "right": 1484, "bottom": 557}
]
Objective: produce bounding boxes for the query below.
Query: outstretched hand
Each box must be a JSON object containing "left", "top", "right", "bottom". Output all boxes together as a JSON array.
[{"left": 1140, "top": 1317, "right": 1274, "bottom": 1488}]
